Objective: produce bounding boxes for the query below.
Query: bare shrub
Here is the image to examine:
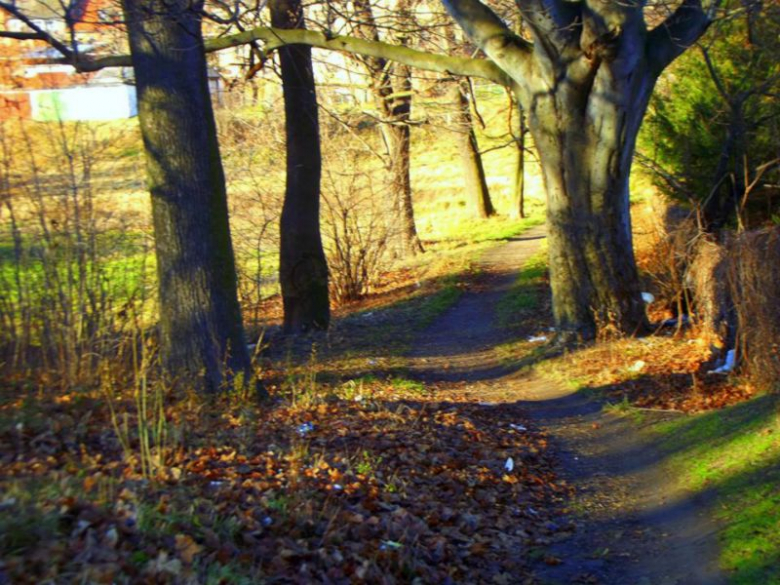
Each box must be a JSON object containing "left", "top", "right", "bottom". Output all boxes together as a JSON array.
[
  {"left": 217, "top": 107, "right": 285, "bottom": 329},
  {"left": 0, "top": 118, "right": 154, "bottom": 387},
  {"left": 728, "top": 227, "right": 780, "bottom": 390},
  {"left": 688, "top": 237, "right": 734, "bottom": 348},
  {"left": 321, "top": 154, "right": 394, "bottom": 304},
  {"left": 635, "top": 195, "right": 699, "bottom": 324}
]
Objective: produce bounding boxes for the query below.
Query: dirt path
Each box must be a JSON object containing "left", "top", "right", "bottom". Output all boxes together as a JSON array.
[{"left": 407, "top": 229, "right": 725, "bottom": 584}]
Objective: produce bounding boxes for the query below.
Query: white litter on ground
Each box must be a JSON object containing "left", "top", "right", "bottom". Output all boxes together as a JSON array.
[
  {"left": 641, "top": 292, "right": 655, "bottom": 304},
  {"left": 708, "top": 349, "right": 736, "bottom": 374},
  {"left": 504, "top": 457, "right": 515, "bottom": 472},
  {"left": 527, "top": 335, "right": 548, "bottom": 343},
  {"left": 629, "top": 360, "right": 646, "bottom": 372},
  {"left": 509, "top": 424, "right": 527, "bottom": 432}
]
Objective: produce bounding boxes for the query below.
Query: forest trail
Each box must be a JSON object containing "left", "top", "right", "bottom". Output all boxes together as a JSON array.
[{"left": 406, "top": 228, "right": 725, "bottom": 585}]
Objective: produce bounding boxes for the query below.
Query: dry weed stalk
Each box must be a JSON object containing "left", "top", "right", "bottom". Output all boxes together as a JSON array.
[{"left": 728, "top": 227, "right": 780, "bottom": 390}]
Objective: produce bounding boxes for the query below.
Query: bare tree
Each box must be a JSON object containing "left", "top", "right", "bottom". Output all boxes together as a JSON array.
[{"left": 271, "top": 0, "right": 331, "bottom": 333}]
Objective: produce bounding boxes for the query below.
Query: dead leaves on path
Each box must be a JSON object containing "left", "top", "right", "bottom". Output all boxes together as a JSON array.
[
  {"left": 0, "top": 381, "right": 572, "bottom": 583},
  {"left": 555, "top": 337, "right": 754, "bottom": 412}
]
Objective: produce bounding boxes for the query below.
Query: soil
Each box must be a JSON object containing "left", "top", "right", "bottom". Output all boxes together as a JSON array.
[{"left": 405, "top": 226, "right": 725, "bottom": 584}]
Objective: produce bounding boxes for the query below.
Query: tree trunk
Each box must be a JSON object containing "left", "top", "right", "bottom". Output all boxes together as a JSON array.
[
  {"left": 522, "top": 67, "right": 654, "bottom": 340},
  {"left": 351, "top": 0, "right": 423, "bottom": 256},
  {"left": 271, "top": 0, "right": 330, "bottom": 333},
  {"left": 381, "top": 62, "right": 424, "bottom": 256},
  {"left": 451, "top": 79, "right": 494, "bottom": 218},
  {"left": 510, "top": 99, "right": 527, "bottom": 219},
  {"left": 123, "top": 0, "right": 251, "bottom": 391},
  {"left": 702, "top": 106, "right": 747, "bottom": 232}
]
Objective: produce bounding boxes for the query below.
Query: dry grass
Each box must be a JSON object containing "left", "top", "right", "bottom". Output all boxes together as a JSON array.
[{"left": 729, "top": 227, "right": 780, "bottom": 391}]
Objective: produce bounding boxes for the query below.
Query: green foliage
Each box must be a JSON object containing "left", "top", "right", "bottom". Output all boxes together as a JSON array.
[
  {"left": 495, "top": 249, "right": 547, "bottom": 323},
  {"left": 640, "top": 3, "right": 780, "bottom": 225},
  {"left": 390, "top": 377, "right": 427, "bottom": 395}
]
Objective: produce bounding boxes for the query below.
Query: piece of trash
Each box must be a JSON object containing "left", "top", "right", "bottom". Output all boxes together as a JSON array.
[
  {"left": 362, "top": 312, "right": 373, "bottom": 318},
  {"left": 297, "top": 422, "right": 315, "bottom": 436},
  {"left": 105, "top": 526, "right": 119, "bottom": 548},
  {"left": 527, "top": 335, "right": 548, "bottom": 343},
  {"left": 527, "top": 507, "right": 539, "bottom": 516},
  {"left": 262, "top": 516, "right": 273, "bottom": 527},
  {"left": 509, "top": 424, "right": 527, "bottom": 432},
  {"left": 629, "top": 360, "right": 646, "bottom": 372},
  {"left": 662, "top": 315, "right": 690, "bottom": 327},
  {"left": 380, "top": 540, "right": 403, "bottom": 551},
  {"left": 505, "top": 457, "right": 515, "bottom": 472},
  {"left": 708, "top": 349, "right": 736, "bottom": 375},
  {"left": 641, "top": 292, "right": 655, "bottom": 304},
  {"left": 332, "top": 483, "right": 343, "bottom": 491}
]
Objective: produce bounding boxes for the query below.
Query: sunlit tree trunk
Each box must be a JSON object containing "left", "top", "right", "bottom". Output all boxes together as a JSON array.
[
  {"left": 442, "top": 0, "right": 711, "bottom": 340},
  {"left": 123, "top": 0, "right": 251, "bottom": 391},
  {"left": 271, "top": 0, "right": 330, "bottom": 332},
  {"left": 451, "top": 79, "right": 494, "bottom": 218},
  {"left": 352, "top": 0, "right": 424, "bottom": 256},
  {"left": 510, "top": 99, "right": 527, "bottom": 219},
  {"left": 381, "top": 61, "right": 425, "bottom": 256}
]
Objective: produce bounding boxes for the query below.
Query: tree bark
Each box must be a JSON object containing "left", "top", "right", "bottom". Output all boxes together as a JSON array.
[
  {"left": 123, "top": 0, "right": 251, "bottom": 391},
  {"left": 352, "top": 0, "right": 424, "bottom": 256},
  {"left": 441, "top": 0, "right": 711, "bottom": 340},
  {"left": 451, "top": 79, "right": 494, "bottom": 218},
  {"left": 523, "top": 66, "right": 655, "bottom": 340},
  {"left": 510, "top": 98, "right": 527, "bottom": 219},
  {"left": 381, "top": 62, "right": 425, "bottom": 256},
  {"left": 271, "top": 0, "right": 330, "bottom": 333}
]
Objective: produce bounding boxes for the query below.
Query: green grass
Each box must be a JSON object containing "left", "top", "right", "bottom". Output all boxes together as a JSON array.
[
  {"left": 651, "top": 394, "right": 780, "bottom": 584},
  {"left": 495, "top": 248, "right": 547, "bottom": 324},
  {"left": 424, "top": 215, "right": 544, "bottom": 245}
]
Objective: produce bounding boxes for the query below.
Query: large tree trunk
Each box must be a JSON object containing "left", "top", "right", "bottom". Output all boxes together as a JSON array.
[
  {"left": 123, "top": 0, "right": 251, "bottom": 391},
  {"left": 271, "top": 0, "right": 330, "bottom": 333},
  {"left": 451, "top": 79, "right": 494, "bottom": 218},
  {"left": 440, "top": 0, "right": 710, "bottom": 341},
  {"left": 522, "top": 67, "right": 655, "bottom": 340}
]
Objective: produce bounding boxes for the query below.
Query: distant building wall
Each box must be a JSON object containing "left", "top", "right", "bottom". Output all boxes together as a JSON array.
[{"left": 26, "top": 84, "right": 137, "bottom": 121}]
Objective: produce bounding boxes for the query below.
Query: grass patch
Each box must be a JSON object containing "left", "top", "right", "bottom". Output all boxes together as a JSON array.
[
  {"left": 422, "top": 215, "right": 544, "bottom": 247},
  {"left": 495, "top": 248, "right": 548, "bottom": 324},
  {"left": 651, "top": 394, "right": 780, "bottom": 584}
]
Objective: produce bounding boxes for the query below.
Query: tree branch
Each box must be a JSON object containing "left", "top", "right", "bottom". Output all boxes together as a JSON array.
[
  {"left": 441, "top": 0, "right": 533, "bottom": 82},
  {"left": 0, "top": 30, "right": 47, "bottom": 40},
  {"left": 514, "top": 0, "right": 581, "bottom": 55},
  {"left": 646, "top": 0, "right": 713, "bottom": 75},
  {"left": 0, "top": 0, "right": 74, "bottom": 59},
  {"left": 207, "top": 26, "right": 512, "bottom": 85},
  {"left": 0, "top": 2, "right": 510, "bottom": 86}
]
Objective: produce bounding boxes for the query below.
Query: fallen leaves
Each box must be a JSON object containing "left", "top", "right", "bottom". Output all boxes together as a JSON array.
[{"left": 0, "top": 379, "right": 571, "bottom": 583}]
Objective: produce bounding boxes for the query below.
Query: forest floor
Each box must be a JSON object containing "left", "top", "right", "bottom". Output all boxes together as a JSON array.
[{"left": 3, "top": 221, "right": 778, "bottom": 583}]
